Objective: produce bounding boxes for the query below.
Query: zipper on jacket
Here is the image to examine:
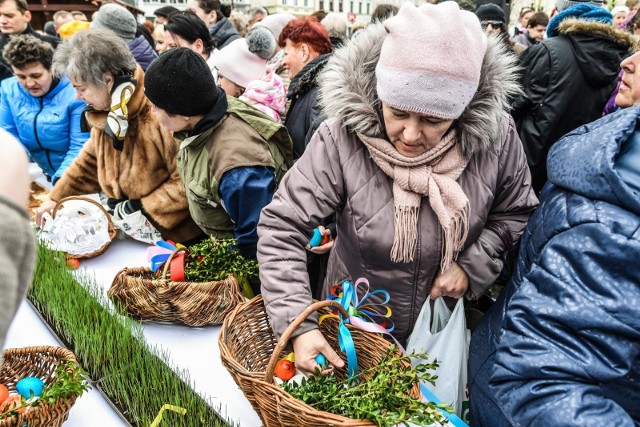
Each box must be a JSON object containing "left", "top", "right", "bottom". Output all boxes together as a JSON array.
[{"left": 33, "top": 97, "right": 54, "bottom": 171}]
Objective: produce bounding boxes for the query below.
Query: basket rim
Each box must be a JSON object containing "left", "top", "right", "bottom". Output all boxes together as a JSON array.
[{"left": 0, "top": 346, "right": 80, "bottom": 425}]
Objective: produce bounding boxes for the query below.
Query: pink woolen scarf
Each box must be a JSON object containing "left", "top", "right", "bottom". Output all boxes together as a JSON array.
[{"left": 359, "top": 130, "right": 470, "bottom": 271}]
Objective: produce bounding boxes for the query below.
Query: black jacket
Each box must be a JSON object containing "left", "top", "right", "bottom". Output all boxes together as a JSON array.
[
  {"left": 209, "top": 16, "right": 240, "bottom": 50},
  {"left": 0, "top": 25, "right": 59, "bottom": 82},
  {"left": 285, "top": 54, "right": 331, "bottom": 159},
  {"left": 512, "top": 20, "right": 634, "bottom": 193}
]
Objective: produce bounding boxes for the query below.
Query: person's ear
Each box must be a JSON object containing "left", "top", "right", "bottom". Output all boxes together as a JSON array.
[
  {"left": 103, "top": 73, "right": 115, "bottom": 92},
  {"left": 24, "top": 10, "right": 31, "bottom": 22},
  {"left": 195, "top": 38, "right": 204, "bottom": 54},
  {"left": 301, "top": 43, "right": 309, "bottom": 61}
]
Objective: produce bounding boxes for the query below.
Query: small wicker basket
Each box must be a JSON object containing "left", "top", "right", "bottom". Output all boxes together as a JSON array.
[
  {"left": 0, "top": 346, "right": 81, "bottom": 427},
  {"left": 218, "top": 296, "right": 421, "bottom": 426},
  {"left": 109, "top": 247, "right": 246, "bottom": 326},
  {"left": 49, "top": 196, "right": 117, "bottom": 259}
]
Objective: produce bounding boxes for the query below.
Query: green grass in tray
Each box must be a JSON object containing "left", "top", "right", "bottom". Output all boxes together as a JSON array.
[{"left": 28, "top": 243, "right": 230, "bottom": 427}]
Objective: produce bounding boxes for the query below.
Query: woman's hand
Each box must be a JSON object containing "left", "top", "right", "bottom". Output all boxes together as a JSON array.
[
  {"left": 305, "top": 225, "right": 334, "bottom": 254},
  {"left": 430, "top": 261, "right": 469, "bottom": 300},
  {"left": 291, "top": 329, "right": 344, "bottom": 375},
  {"left": 33, "top": 199, "right": 56, "bottom": 227}
]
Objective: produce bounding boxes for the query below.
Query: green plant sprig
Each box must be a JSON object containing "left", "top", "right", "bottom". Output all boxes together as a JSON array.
[
  {"left": 281, "top": 346, "right": 452, "bottom": 427},
  {"left": 182, "top": 239, "right": 259, "bottom": 283},
  {"left": 0, "top": 362, "right": 90, "bottom": 420}
]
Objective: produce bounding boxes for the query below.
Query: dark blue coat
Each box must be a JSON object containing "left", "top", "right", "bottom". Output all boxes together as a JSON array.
[
  {"left": 469, "top": 106, "right": 640, "bottom": 427},
  {"left": 128, "top": 36, "right": 158, "bottom": 72}
]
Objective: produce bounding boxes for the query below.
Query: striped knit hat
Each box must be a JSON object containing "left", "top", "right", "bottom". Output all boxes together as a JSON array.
[{"left": 375, "top": 1, "right": 487, "bottom": 120}]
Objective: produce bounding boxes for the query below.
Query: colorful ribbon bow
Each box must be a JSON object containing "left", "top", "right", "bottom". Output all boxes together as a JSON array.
[
  {"left": 146, "top": 240, "right": 186, "bottom": 281},
  {"left": 319, "top": 278, "right": 399, "bottom": 380}
]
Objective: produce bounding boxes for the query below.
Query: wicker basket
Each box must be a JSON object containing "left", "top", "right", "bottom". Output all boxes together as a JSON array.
[
  {"left": 218, "top": 296, "right": 421, "bottom": 426},
  {"left": 0, "top": 346, "right": 80, "bottom": 427},
  {"left": 109, "top": 247, "right": 246, "bottom": 326},
  {"left": 50, "top": 196, "right": 117, "bottom": 259}
]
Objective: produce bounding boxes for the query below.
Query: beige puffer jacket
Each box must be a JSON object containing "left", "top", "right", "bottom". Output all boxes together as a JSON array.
[{"left": 257, "top": 24, "right": 539, "bottom": 343}]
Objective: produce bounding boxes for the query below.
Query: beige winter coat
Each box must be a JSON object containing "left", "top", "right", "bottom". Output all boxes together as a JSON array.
[{"left": 257, "top": 24, "right": 539, "bottom": 343}]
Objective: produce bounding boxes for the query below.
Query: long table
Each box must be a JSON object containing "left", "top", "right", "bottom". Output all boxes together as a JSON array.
[{"left": 4, "top": 239, "right": 261, "bottom": 427}]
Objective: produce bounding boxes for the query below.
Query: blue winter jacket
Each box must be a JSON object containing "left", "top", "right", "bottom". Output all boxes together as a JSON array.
[
  {"left": 0, "top": 76, "right": 89, "bottom": 183},
  {"left": 469, "top": 106, "right": 640, "bottom": 427},
  {"left": 128, "top": 36, "right": 158, "bottom": 72}
]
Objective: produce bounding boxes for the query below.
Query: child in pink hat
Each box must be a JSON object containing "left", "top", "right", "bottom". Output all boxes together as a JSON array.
[{"left": 239, "top": 68, "right": 287, "bottom": 122}]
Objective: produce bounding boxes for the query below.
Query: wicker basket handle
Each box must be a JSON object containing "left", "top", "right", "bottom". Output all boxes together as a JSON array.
[
  {"left": 265, "top": 299, "right": 349, "bottom": 383},
  {"left": 160, "top": 247, "right": 188, "bottom": 280},
  {"left": 51, "top": 195, "right": 115, "bottom": 232}
]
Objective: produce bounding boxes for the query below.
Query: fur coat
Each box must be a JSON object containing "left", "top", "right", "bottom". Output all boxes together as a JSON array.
[{"left": 50, "top": 67, "right": 202, "bottom": 243}]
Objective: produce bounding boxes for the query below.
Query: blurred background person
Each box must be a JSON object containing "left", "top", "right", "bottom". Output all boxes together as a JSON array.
[
  {"left": 153, "top": 23, "right": 167, "bottom": 53},
  {"left": 477, "top": 4, "right": 526, "bottom": 54},
  {"left": 186, "top": 0, "right": 240, "bottom": 49},
  {"left": 612, "top": 5, "right": 630, "bottom": 28},
  {"left": 165, "top": 11, "right": 217, "bottom": 77},
  {"left": 247, "top": 6, "right": 267, "bottom": 28},
  {"left": 70, "top": 10, "right": 87, "bottom": 21},
  {"left": 510, "top": 6, "right": 534, "bottom": 36},
  {"left": 229, "top": 10, "right": 249, "bottom": 37},
  {"left": 512, "top": 11, "right": 549, "bottom": 48},
  {"left": 154, "top": 5, "right": 179, "bottom": 25},
  {"left": 321, "top": 12, "right": 348, "bottom": 48},
  {"left": 52, "top": 10, "right": 73, "bottom": 37},
  {"left": 91, "top": 3, "right": 157, "bottom": 71},
  {"left": 0, "top": 35, "right": 89, "bottom": 184},
  {"left": 370, "top": 3, "right": 398, "bottom": 22},
  {"left": 0, "top": 0, "right": 59, "bottom": 82}
]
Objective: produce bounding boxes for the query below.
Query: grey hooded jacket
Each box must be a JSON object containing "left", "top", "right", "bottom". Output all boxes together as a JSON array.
[{"left": 257, "top": 24, "right": 539, "bottom": 343}]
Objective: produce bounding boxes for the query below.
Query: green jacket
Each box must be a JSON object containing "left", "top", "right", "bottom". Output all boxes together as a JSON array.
[{"left": 175, "top": 96, "right": 293, "bottom": 238}]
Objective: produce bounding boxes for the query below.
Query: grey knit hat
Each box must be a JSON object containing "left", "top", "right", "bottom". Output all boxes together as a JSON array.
[
  {"left": 555, "top": 0, "right": 604, "bottom": 12},
  {"left": 91, "top": 4, "right": 137, "bottom": 43}
]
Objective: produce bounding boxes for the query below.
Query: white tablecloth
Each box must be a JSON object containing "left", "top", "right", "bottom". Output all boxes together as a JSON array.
[{"left": 4, "top": 239, "right": 260, "bottom": 427}]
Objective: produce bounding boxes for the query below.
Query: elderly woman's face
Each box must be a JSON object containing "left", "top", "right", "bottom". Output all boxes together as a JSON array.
[
  {"left": 69, "top": 74, "right": 112, "bottom": 111},
  {"left": 382, "top": 104, "right": 453, "bottom": 157},
  {"left": 12, "top": 62, "right": 52, "bottom": 97}
]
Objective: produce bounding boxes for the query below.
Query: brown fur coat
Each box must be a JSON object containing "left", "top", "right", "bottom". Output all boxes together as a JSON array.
[{"left": 50, "top": 67, "right": 202, "bottom": 243}]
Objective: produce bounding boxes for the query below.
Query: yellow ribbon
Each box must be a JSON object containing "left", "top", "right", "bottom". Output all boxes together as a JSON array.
[{"left": 150, "top": 404, "right": 187, "bottom": 427}]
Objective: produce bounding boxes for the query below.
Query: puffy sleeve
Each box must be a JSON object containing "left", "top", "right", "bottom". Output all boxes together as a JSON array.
[
  {"left": 52, "top": 100, "right": 90, "bottom": 184},
  {"left": 490, "top": 223, "right": 640, "bottom": 427},
  {"left": 457, "top": 115, "right": 539, "bottom": 299},
  {"left": 257, "top": 120, "right": 346, "bottom": 340}
]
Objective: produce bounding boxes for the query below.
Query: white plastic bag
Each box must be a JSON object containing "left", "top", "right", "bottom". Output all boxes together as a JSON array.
[
  {"left": 111, "top": 210, "right": 163, "bottom": 244},
  {"left": 406, "top": 298, "right": 470, "bottom": 418}
]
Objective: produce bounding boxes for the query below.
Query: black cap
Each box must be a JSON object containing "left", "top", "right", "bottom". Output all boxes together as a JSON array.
[
  {"left": 476, "top": 4, "right": 507, "bottom": 23},
  {"left": 144, "top": 48, "right": 222, "bottom": 117},
  {"left": 154, "top": 5, "right": 180, "bottom": 18}
]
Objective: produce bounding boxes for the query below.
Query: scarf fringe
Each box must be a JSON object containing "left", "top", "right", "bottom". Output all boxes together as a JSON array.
[
  {"left": 391, "top": 205, "right": 419, "bottom": 263},
  {"left": 440, "top": 203, "right": 470, "bottom": 272}
]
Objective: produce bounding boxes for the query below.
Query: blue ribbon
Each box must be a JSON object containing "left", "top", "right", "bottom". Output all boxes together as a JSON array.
[{"left": 420, "top": 384, "right": 469, "bottom": 427}]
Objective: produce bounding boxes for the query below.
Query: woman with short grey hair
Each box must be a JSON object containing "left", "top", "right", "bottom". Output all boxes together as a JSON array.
[{"left": 35, "top": 29, "right": 204, "bottom": 245}]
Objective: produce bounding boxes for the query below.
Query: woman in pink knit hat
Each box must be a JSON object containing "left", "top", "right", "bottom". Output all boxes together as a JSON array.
[{"left": 257, "top": 1, "right": 538, "bottom": 375}]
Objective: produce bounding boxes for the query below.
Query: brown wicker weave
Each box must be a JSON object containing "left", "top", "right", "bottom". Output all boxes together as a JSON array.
[
  {"left": 50, "top": 196, "right": 117, "bottom": 259},
  {"left": 0, "top": 346, "right": 80, "bottom": 427},
  {"left": 218, "top": 296, "right": 421, "bottom": 426},
  {"left": 109, "top": 248, "right": 246, "bottom": 326}
]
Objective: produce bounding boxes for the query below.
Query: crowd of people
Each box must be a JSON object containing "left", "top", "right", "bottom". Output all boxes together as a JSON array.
[{"left": 0, "top": 0, "right": 638, "bottom": 425}]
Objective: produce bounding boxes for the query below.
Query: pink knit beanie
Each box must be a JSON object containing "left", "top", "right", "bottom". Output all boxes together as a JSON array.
[
  {"left": 212, "top": 38, "right": 267, "bottom": 89},
  {"left": 376, "top": 1, "right": 487, "bottom": 120}
]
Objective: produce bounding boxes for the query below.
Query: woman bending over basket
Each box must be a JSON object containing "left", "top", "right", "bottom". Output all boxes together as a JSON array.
[
  {"left": 34, "top": 29, "right": 203, "bottom": 244},
  {"left": 257, "top": 1, "right": 539, "bottom": 375}
]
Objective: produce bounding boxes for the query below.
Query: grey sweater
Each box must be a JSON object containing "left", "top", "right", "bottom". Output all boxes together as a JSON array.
[{"left": 0, "top": 195, "right": 35, "bottom": 355}]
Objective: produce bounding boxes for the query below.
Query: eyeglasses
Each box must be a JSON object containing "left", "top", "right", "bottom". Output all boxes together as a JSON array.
[{"left": 481, "top": 20, "right": 505, "bottom": 29}]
